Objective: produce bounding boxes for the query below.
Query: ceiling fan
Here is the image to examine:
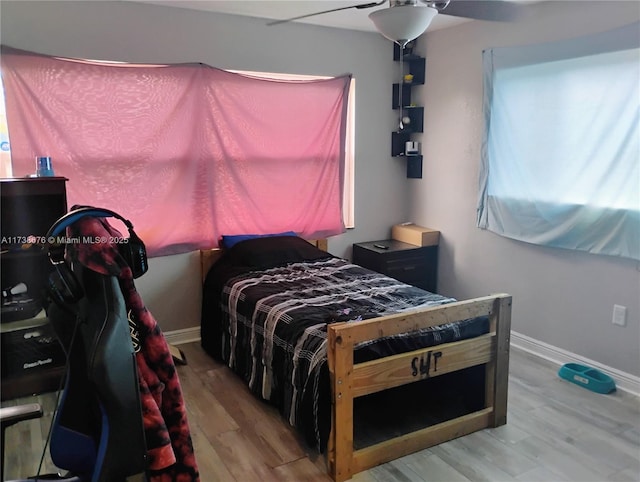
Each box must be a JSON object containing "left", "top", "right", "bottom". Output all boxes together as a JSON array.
[
  {"left": 269, "top": 0, "right": 524, "bottom": 132},
  {"left": 268, "top": 0, "right": 525, "bottom": 47}
]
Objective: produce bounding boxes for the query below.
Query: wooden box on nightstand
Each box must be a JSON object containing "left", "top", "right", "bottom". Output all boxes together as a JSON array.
[
  {"left": 391, "top": 223, "right": 440, "bottom": 247},
  {"left": 352, "top": 238, "right": 439, "bottom": 293}
]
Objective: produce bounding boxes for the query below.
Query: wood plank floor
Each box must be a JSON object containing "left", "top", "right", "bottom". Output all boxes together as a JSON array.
[{"left": 3, "top": 344, "right": 639, "bottom": 481}]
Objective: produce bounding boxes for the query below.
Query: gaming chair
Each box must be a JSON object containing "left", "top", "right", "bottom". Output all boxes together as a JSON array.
[
  {"left": 2, "top": 207, "right": 149, "bottom": 482},
  {"left": 48, "top": 262, "right": 148, "bottom": 481}
]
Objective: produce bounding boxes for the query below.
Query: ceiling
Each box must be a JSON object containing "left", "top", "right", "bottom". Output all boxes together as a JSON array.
[{"left": 127, "top": 1, "right": 472, "bottom": 32}]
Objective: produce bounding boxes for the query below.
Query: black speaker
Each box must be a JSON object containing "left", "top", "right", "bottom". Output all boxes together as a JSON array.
[{"left": 45, "top": 207, "right": 148, "bottom": 306}]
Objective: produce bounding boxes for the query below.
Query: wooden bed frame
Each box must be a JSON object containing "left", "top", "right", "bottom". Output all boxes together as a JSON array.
[{"left": 200, "top": 241, "right": 511, "bottom": 482}]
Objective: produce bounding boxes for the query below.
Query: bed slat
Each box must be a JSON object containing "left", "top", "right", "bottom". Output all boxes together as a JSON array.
[
  {"left": 352, "top": 334, "right": 495, "bottom": 398},
  {"left": 352, "top": 408, "right": 493, "bottom": 474},
  {"left": 330, "top": 295, "right": 505, "bottom": 345}
]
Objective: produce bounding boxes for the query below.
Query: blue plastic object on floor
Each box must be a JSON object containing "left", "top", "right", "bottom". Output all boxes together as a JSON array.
[{"left": 558, "top": 363, "right": 616, "bottom": 394}]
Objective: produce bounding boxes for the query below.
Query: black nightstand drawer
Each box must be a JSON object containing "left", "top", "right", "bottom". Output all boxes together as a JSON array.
[
  {"left": 353, "top": 239, "right": 438, "bottom": 293},
  {"left": 386, "top": 259, "right": 428, "bottom": 280}
]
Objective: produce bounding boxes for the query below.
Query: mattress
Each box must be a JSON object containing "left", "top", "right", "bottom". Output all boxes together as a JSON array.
[{"left": 200, "top": 236, "right": 489, "bottom": 450}]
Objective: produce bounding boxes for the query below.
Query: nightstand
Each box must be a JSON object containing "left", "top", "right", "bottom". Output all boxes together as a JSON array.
[{"left": 352, "top": 239, "right": 438, "bottom": 293}]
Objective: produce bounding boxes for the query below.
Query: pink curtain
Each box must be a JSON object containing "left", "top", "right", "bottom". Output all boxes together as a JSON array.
[{"left": 1, "top": 46, "right": 350, "bottom": 256}]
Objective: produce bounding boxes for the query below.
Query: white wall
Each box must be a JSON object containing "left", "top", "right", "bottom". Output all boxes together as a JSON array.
[
  {"left": 1, "top": 1, "right": 409, "bottom": 332},
  {"left": 413, "top": 1, "right": 640, "bottom": 376}
]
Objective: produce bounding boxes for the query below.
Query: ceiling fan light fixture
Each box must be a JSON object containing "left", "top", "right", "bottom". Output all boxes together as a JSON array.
[{"left": 368, "top": 4, "right": 438, "bottom": 46}]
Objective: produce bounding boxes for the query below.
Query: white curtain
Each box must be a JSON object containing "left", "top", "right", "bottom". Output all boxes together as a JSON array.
[{"left": 478, "top": 22, "right": 640, "bottom": 260}]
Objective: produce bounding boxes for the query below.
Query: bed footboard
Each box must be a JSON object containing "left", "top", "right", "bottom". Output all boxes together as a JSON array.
[{"left": 326, "top": 294, "right": 512, "bottom": 482}]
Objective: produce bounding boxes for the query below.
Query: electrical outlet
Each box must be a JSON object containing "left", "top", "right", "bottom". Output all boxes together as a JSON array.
[{"left": 612, "top": 305, "right": 627, "bottom": 327}]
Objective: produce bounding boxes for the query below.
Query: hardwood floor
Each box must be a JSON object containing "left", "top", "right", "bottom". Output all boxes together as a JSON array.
[{"left": 3, "top": 344, "right": 639, "bottom": 481}]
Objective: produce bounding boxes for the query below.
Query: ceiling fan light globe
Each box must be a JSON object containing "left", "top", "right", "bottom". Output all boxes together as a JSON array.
[{"left": 369, "top": 5, "right": 438, "bottom": 45}]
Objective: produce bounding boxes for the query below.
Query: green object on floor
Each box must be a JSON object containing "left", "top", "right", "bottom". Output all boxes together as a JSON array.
[{"left": 558, "top": 363, "right": 616, "bottom": 394}]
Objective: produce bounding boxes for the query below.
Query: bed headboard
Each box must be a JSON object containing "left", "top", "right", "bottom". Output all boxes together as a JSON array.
[{"left": 199, "top": 238, "right": 328, "bottom": 283}]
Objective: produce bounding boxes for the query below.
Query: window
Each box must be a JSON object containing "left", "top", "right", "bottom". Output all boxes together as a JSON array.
[
  {"left": 230, "top": 70, "right": 356, "bottom": 229},
  {"left": 0, "top": 80, "right": 11, "bottom": 177},
  {"left": 478, "top": 22, "right": 640, "bottom": 260},
  {"left": 0, "top": 67, "right": 355, "bottom": 230},
  {"left": 1, "top": 47, "right": 353, "bottom": 256}
]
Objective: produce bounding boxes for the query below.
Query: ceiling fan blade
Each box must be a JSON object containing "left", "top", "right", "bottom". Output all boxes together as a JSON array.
[
  {"left": 439, "top": 0, "right": 526, "bottom": 22},
  {"left": 267, "top": 0, "right": 386, "bottom": 26}
]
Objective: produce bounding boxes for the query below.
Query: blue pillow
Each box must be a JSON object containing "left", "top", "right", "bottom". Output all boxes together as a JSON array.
[{"left": 220, "top": 231, "right": 297, "bottom": 249}]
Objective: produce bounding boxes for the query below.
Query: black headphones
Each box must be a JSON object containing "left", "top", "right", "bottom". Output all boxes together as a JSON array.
[{"left": 46, "top": 207, "right": 148, "bottom": 306}]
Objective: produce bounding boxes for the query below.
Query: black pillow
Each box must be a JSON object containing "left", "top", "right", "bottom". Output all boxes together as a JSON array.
[{"left": 225, "top": 235, "right": 333, "bottom": 269}]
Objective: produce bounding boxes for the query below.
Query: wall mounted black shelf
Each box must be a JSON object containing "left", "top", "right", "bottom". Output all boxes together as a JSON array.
[
  {"left": 406, "top": 58, "right": 426, "bottom": 85},
  {"left": 391, "top": 133, "right": 423, "bottom": 178},
  {"left": 402, "top": 106, "right": 424, "bottom": 133},
  {"left": 393, "top": 41, "right": 416, "bottom": 60},
  {"left": 406, "top": 155, "right": 423, "bottom": 179},
  {"left": 392, "top": 84, "right": 412, "bottom": 108},
  {"left": 392, "top": 131, "right": 411, "bottom": 157},
  {"left": 390, "top": 40, "right": 425, "bottom": 179},
  {"left": 393, "top": 43, "right": 426, "bottom": 84}
]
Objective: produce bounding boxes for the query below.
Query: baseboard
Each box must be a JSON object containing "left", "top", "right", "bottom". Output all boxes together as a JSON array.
[
  {"left": 162, "top": 326, "right": 639, "bottom": 395},
  {"left": 164, "top": 326, "right": 201, "bottom": 346},
  {"left": 511, "top": 331, "right": 640, "bottom": 397}
]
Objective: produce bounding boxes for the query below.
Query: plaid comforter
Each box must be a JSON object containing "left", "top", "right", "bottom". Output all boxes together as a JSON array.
[{"left": 212, "top": 255, "right": 486, "bottom": 449}]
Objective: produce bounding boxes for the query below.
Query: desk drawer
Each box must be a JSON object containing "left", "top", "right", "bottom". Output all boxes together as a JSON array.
[{"left": 1, "top": 320, "right": 66, "bottom": 379}]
